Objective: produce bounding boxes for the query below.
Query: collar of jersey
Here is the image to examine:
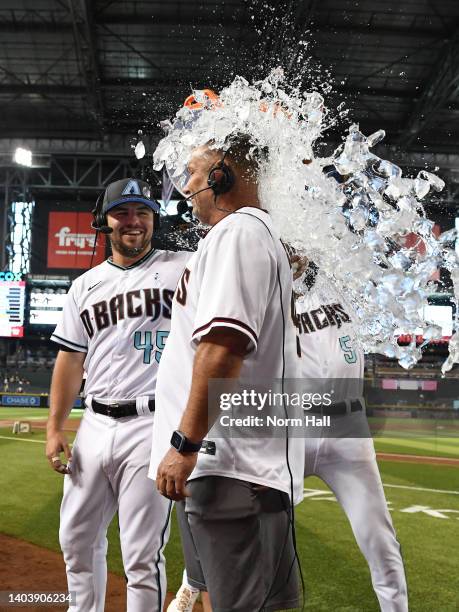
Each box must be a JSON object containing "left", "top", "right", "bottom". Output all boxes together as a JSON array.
[
  {"left": 204, "top": 206, "right": 269, "bottom": 238},
  {"left": 107, "top": 248, "right": 156, "bottom": 270}
]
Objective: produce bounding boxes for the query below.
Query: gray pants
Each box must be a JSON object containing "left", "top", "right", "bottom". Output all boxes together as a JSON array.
[{"left": 177, "top": 476, "right": 301, "bottom": 612}]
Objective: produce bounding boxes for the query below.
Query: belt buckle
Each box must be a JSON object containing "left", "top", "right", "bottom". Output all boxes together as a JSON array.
[{"left": 106, "top": 403, "right": 119, "bottom": 418}]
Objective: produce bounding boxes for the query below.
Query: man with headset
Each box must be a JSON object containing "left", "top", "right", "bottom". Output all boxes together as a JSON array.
[
  {"left": 45, "top": 178, "right": 190, "bottom": 612},
  {"left": 149, "top": 136, "right": 305, "bottom": 611}
]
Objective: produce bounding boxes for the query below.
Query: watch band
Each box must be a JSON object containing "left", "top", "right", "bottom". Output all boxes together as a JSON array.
[{"left": 171, "top": 430, "right": 203, "bottom": 453}]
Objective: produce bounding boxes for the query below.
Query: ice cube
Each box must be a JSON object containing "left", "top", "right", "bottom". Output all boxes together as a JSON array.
[
  {"left": 309, "top": 91, "right": 324, "bottom": 109},
  {"left": 367, "top": 130, "right": 385, "bottom": 147},
  {"left": 389, "top": 251, "right": 412, "bottom": 271},
  {"left": 418, "top": 170, "right": 445, "bottom": 192},
  {"left": 397, "top": 195, "right": 417, "bottom": 211},
  {"left": 385, "top": 178, "right": 411, "bottom": 200},
  {"left": 364, "top": 230, "right": 386, "bottom": 251},
  {"left": 375, "top": 160, "right": 402, "bottom": 178},
  {"left": 401, "top": 291, "right": 424, "bottom": 313},
  {"left": 349, "top": 207, "right": 368, "bottom": 231},
  {"left": 413, "top": 178, "right": 430, "bottom": 199},
  {"left": 441, "top": 333, "right": 459, "bottom": 374},
  {"left": 134, "top": 141, "right": 145, "bottom": 160},
  {"left": 384, "top": 183, "right": 402, "bottom": 200},
  {"left": 412, "top": 218, "right": 434, "bottom": 237},
  {"left": 379, "top": 342, "right": 400, "bottom": 359},
  {"left": 438, "top": 228, "right": 457, "bottom": 244},
  {"left": 334, "top": 152, "right": 359, "bottom": 175},
  {"left": 367, "top": 174, "right": 387, "bottom": 193}
]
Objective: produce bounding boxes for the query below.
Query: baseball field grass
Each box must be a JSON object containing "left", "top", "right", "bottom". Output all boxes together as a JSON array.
[{"left": 1, "top": 409, "right": 458, "bottom": 611}]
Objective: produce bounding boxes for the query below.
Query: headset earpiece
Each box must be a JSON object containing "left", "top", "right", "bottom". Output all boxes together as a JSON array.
[
  {"left": 91, "top": 191, "right": 107, "bottom": 231},
  {"left": 207, "top": 160, "right": 235, "bottom": 195}
]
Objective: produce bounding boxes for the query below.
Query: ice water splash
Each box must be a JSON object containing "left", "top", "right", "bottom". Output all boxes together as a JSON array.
[
  {"left": 153, "top": 69, "right": 458, "bottom": 371},
  {"left": 134, "top": 140, "right": 145, "bottom": 160}
]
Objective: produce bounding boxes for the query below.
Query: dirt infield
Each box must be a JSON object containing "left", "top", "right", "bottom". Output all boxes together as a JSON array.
[{"left": 0, "top": 534, "right": 202, "bottom": 612}]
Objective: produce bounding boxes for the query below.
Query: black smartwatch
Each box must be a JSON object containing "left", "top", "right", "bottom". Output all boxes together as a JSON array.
[{"left": 170, "top": 430, "right": 202, "bottom": 453}]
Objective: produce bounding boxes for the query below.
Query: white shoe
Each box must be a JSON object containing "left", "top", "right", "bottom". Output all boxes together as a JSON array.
[{"left": 167, "top": 584, "right": 199, "bottom": 612}]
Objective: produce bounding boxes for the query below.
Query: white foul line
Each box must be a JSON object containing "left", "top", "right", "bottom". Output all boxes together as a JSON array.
[
  {"left": 0, "top": 435, "right": 45, "bottom": 444},
  {"left": 1, "top": 436, "right": 458, "bottom": 495},
  {"left": 304, "top": 483, "right": 459, "bottom": 496}
]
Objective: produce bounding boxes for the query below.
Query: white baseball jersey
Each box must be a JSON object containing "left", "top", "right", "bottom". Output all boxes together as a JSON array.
[
  {"left": 295, "top": 285, "right": 363, "bottom": 398},
  {"left": 149, "top": 207, "right": 305, "bottom": 504},
  {"left": 297, "top": 283, "right": 408, "bottom": 611},
  {"left": 51, "top": 248, "right": 191, "bottom": 399}
]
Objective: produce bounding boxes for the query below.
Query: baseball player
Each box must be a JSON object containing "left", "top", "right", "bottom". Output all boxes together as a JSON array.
[
  {"left": 45, "top": 178, "right": 191, "bottom": 612},
  {"left": 295, "top": 263, "right": 408, "bottom": 611},
  {"left": 150, "top": 137, "right": 305, "bottom": 612}
]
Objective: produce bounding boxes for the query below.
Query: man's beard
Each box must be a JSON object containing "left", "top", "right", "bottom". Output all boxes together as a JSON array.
[{"left": 111, "top": 234, "right": 152, "bottom": 258}]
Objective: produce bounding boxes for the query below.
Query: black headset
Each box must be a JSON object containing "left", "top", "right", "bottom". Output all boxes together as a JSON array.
[
  {"left": 91, "top": 192, "right": 109, "bottom": 233},
  {"left": 207, "top": 158, "right": 235, "bottom": 195}
]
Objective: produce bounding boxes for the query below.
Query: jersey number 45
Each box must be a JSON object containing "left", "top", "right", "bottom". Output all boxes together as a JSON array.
[{"left": 134, "top": 330, "right": 170, "bottom": 364}]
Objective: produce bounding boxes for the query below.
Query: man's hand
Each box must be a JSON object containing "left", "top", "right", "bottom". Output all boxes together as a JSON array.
[
  {"left": 46, "top": 430, "right": 72, "bottom": 475},
  {"left": 156, "top": 448, "right": 198, "bottom": 501},
  {"left": 290, "top": 254, "right": 309, "bottom": 280}
]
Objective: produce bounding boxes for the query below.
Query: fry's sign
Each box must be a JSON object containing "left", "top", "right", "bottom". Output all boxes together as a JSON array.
[{"left": 47, "top": 212, "right": 105, "bottom": 269}]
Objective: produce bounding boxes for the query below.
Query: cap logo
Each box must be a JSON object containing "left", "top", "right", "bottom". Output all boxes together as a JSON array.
[
  {"left": 121, "top": 179, "right": 142, "bottom": 196},
  {"left": 142, "top": 185, "right": 151, "bottom": 198}
]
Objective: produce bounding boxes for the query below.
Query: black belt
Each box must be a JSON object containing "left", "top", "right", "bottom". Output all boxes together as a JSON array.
[
  {"left": 309, "top": 399, "right": 363, "bottom": 416},
  {"left": 91, "top": 399, "right": 155, "bottom": 419}
]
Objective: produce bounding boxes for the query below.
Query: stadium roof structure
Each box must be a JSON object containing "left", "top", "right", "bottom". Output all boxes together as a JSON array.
[{"left": 0, "top": 0, "right": 458, "bottom": 207}]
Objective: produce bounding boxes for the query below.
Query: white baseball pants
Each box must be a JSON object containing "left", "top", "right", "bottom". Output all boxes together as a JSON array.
[
  {"left": 59, "top": 408, "right": 171, "bottom": 612},
  {"left": 304, "top": 422, "right": 408, "bottom": 612}
]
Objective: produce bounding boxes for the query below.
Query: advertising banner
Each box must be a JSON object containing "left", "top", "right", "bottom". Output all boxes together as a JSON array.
[
  {"left": 1, "top": 394, "right": 41, "bottom": 406},
  {"left": 47, "top": 212, "right": 105, "bottom": 269}
]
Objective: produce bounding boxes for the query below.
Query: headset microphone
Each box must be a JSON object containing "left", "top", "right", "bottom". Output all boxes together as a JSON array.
[
  {"left": 176, "top": 200, "right": 190, "bottom": 215},
  {"left": 177, "top": 185, "right": 214, "bottom": 208},
  {"left": 91, "top": 221, "right": 113, "bottom": 234}
]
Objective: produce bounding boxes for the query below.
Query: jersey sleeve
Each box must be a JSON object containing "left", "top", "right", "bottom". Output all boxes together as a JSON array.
[
  {"left": 50, "top": 283, "right": 88, "bottom": 353},
  {"left": 191, "top": 225, "right": 276, "bottom": 352}
]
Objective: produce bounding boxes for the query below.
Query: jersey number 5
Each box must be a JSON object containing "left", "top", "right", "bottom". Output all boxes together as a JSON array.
[
  {"left": 339, "top": 335, "right": 357, "bottom": 364},
  {"left": 134, "top": 330, "right": 170, "bottom": 364}
]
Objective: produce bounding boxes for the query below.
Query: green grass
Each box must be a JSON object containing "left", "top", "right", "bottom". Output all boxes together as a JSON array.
[
  {"left": 0, "top": 407, "right": 82, "bottom": 420},
  {"left": 373, "top": 436, "right": 459, "bottom": 458},
  {"left": 1, "top": 431, "right": 458, "bottom": 611}
]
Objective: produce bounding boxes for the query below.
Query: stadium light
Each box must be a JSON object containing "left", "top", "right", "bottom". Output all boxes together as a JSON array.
[{"left": 13, "top": 147, "right": 32, "bottom": 167}]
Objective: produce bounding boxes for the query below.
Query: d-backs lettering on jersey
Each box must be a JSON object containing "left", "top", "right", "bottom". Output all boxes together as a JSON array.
[
  {"left": 51, "top": 249, "right": 191, "bottom": 400},
  {"left": 295, "top": 290, "right": 364, "bottom": 389},
  {"left": 292, "top": 299, "right": 351, "bottom": 335},
  {"left": 80, "top": 287, "right": 174, "bottom": 337}
]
